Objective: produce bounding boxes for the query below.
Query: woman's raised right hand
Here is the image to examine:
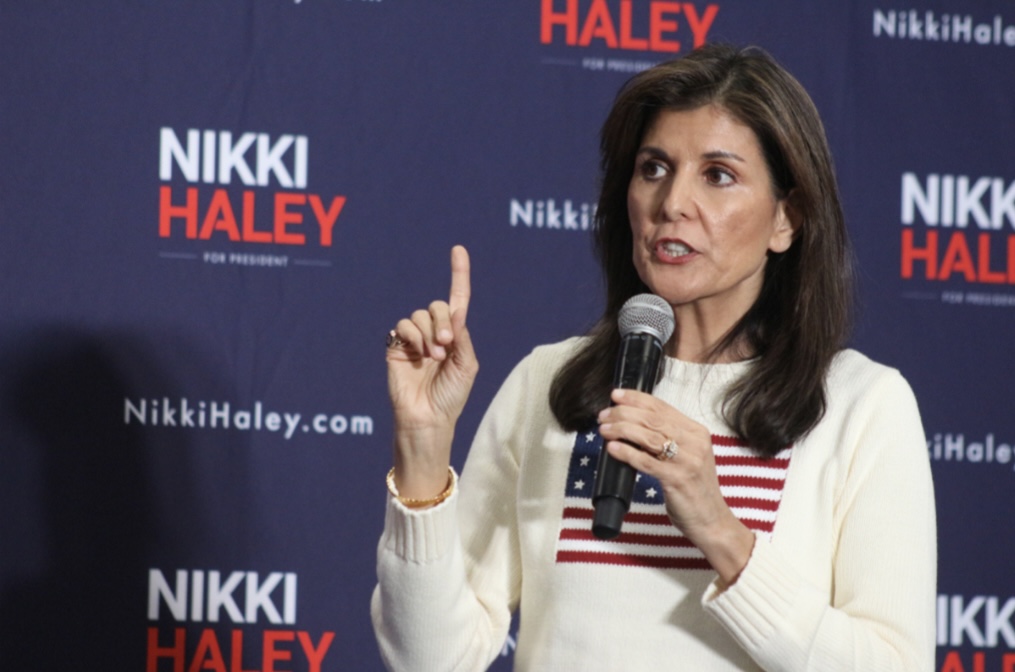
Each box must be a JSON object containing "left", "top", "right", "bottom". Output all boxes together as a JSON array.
[{"left": 385, "top": 245, "right": 478, "bottom": 497}]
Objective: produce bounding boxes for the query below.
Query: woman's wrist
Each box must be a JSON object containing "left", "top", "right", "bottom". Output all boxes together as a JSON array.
[
  {"left": 697, "top": 516, "right": 756, "bottom": 588},
  {"left": 391, "top": 424, "right": 455, "bottom": 499},
  {"left": 386, "top": 466, "right": 456, "bottom": 509}
]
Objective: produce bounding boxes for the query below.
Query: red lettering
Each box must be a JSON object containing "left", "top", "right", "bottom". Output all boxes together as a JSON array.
[
  {"left": 199, "top": 189, "right": 241, "bottom": 241},
  {"left": 273, "top": 193, "right": 306, "bottom": 245},
  {"left": 683, "top": 3, "right": 719, "bottom": 48},
  {"left": 147, "top": 627, "right": 186, "bottom": 672},
  {"left": 160, "top": 186, "right": 199, "bottom": 239},
  {"left": 541, "top": 0, "right": 578, "bottom": 44},
  {"left": 230, "top": 630, "right": 257, "bottom": 672},
  {"left": 541, "top": 0, "right": 715, "bottom": 54},
  {"left": 579, "top": 0, "right": 618, "bottom": 48},
  {"left": 241, "top": 190, "right": 271, "bottom": 243},
  {"left": 297, "top": 632, "right": 335, "bottom": 672},
  {"left": 977, "top": 232, "right": 1007, "bottom": 283},
  {"left": 160, "top": 188, "right": 342, "bottom": 246},
  {"left": 901, "top": 229, "right": 938, "bottom": 279},
  {"left": 650, "top": 2, "right": 682, "bottom": 53},
  {"left": 263, "top": 630, "right": 295, "bottom": 672},
  {"left": 1008, "top": 235, "right": 1015, "bottom": 282},
  {"left": 188, "top": 629, "right": 227, "bottom": 672},
  {"left": 974, "top": 652, "right": 985, "bottom": 672},
  {"left": 941, "top": 651, "right": 966, "bottom": 672},
  {"left": 940, "top": 232, "right": 976, "bottom": 281},
  {"left": 309, "top": 195, "right": 345, "bottom": 247},
  {"left": 618, "top": 0, "right": 648, "bottom": 50},
  {"left": 146, "top": 628, "right": 332, "bottom": 672},
  {"left": 1003, "top": 652, "right": 1015, "bottom": 672}
]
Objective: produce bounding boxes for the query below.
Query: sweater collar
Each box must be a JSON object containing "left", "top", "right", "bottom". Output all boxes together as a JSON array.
[{"left": 661, "top": 356, "right": 754, "bottom": 388}]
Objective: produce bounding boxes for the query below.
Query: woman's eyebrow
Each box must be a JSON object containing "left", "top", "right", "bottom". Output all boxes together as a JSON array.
[
  {"left": 702, "top": 150, "right": 746, "bottom": 162},
  {"left": 636, "top": 147, "right": 747, "bottom": 163}
]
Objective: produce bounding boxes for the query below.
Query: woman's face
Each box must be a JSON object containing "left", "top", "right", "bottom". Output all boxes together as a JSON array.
[{"left": 627, "top": 104, "right": 795, "bottom": 323}]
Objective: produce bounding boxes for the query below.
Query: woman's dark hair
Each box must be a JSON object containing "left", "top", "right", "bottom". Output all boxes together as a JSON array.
[{"left": 548, "top": 44, "right": 854, "bottom": 457}]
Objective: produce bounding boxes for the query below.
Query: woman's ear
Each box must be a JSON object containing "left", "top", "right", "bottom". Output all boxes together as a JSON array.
[{"left": 768, "top": 190, "right": 801, "bottom": 254}]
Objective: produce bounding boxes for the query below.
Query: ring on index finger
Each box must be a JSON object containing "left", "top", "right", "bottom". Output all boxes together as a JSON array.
[
  {"left": 658, "top": 440, "right": 678, "bottom": 461},
  {"left": 386, "top": 329, "right": 407, "bottom": 348}
]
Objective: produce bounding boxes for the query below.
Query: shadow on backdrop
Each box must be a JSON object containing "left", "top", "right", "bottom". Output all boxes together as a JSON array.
[{"left": 0, "top": 329, "right": 198, "bottom": 669}]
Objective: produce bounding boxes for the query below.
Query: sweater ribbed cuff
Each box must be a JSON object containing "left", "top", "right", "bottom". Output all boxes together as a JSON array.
[
  {"left": 381, "top": 468, "right": 459, "bottom": 564},
  {"left": 702, "top": 534, "right": 801, "bottom": 650}
]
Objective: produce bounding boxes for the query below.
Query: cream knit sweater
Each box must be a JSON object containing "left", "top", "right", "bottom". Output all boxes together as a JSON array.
[{"left": 372, "top": 338, "right": 937, "bottom": 671}]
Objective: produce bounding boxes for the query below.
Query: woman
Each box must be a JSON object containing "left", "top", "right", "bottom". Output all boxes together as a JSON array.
[{"left": 373, "top": 44, "right": 936, "bottom": 671}]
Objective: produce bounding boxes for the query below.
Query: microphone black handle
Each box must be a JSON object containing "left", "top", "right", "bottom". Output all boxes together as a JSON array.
[{"left": 592, "top": 333, "right": 664, "bottom": 540}]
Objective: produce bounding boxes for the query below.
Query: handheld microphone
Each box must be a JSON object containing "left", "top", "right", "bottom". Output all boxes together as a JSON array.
[{"left": 592, "top": 293, "right": 675, "bottom": 540}]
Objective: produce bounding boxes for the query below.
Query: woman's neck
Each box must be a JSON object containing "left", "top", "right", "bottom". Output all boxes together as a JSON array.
[{"left": 666, "top": 303, "right": 753, "bottom": 363}]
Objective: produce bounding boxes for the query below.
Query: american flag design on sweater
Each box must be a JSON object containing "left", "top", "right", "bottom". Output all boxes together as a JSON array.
[{"left": 555, "top": 428, "right": 793, "bottom": 569}]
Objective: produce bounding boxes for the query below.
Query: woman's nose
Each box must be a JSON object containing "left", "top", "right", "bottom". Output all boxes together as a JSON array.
[{"left": 659, "top": 173, "right": 694, "bottom": 222}]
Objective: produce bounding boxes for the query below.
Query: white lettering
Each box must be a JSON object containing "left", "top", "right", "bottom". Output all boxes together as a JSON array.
[
  {"left": 874, "top": 10, "right": 1015, "bottom": 47},
  {"left": 284, "top": 573, "right": 297, "bottom": 624},
  {"left": 901, "top": 172, "right": 937, "bottom": 225},
  {"left": 191, "top": 570, "right": 205, "bottom": 621},
  {"left": 148, "top": 568, "right": 187, "bottom": 621},
  {"left": 953, "top": 15, "right": 972, "bottom": 42},
  {"left": 245, "top": 571, "right": 284, "bottom": 624},
  {"left": 256, "top": 134, "right": 295, "bottom": 188},
  {"left": 149, "top": 568, "right": 299, "bottom": 625},
  {"left": 945, "top": 433, "right": 964, "bottom": 461},
  {"left": 210, "top": 401, "right": 230, "bottom": 429},
  {"left": 124, "top": 397, "right": 371, "bottom": 440},
  {"left": 202, "top": 130, "right": 216, "bottom": 183},
  {"left": 218, "top": 131, "right": 257, "bottom": 185},
  {"left": 873, "top": 10, "right": 895, "bottom": 37},
  {"left": 159, "top": 128, "right": 199, "bottom": 182},
  {"left": 351, "top": 415, "right": 374, "bottom": 435},
  {"left": 234, "top": 410, "right": 251, "bottom": 430},
  {"left": 283, "top": 413, "right": 301, "bottom": 439},
  {"left": 510, "top": 198, "right": 596, "bottom": 231},
  {"left": 986, "top": 597, "right": 1015, "bottom": 646},
  {"left": 952, "top": 595, "right": 987, "bottom": 646},
  {"left": 160, "top": 128, "right": 308, "bottom": 187},
  {"left": 510, "top": 199, "right": 533, "bottom": 227},
  {"left": 939, "top": 594, "right": 1015, "bottom": 647},
  {"left": 125, "top": 398, "right": 146, "bottom": 425},
  {"left": 956, "top": 176, "right": 991, "bottom": 227},
  {"left": 545, "top": 199, "right": 562, "bottom": 228},
  {"left": 207, "top": 570, "right": 245, "bottom": 623},
  {"left": 992, "top": 178, "right": 1015, "bottom": 229},
  {"left": 902, "top": 173, "right": 1015, "bottom": 229}
]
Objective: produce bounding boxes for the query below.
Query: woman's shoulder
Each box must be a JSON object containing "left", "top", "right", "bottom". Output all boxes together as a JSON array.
[
  {"left": 494, "top": 336, "right": 587, "bottom": 389},
  {"left": 527, "top": 335, "right": 588, "bottom": 362},
  {"left": 826, "top": 348, "right": 917, "bottom": 405}
]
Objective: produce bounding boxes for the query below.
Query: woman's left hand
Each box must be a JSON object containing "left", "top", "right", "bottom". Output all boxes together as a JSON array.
[{"left": 597, "top": 388, "right": 756, "bottom": 586}]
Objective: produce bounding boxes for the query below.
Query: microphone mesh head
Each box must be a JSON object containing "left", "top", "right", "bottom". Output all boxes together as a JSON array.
[{"left": 618, "top": 294, "right": 675, "bottom": 343}]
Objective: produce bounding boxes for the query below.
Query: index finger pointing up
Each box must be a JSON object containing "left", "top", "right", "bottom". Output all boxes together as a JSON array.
[{"left": 449, "top": 245, "right": 471, "bottom": 321}]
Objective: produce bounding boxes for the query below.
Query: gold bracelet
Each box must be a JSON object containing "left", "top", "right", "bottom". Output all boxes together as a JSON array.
[{"left": 386, "top": 466, "right": 455, "bottom": 509}]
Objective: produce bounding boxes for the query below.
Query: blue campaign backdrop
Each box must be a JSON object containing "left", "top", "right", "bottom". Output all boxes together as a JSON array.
[{"left": 1, "top": 2, "right": 1013, "bottom": 670}]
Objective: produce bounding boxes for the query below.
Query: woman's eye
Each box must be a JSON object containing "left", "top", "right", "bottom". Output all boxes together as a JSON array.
[
  {"left": 705, "top": 167, "right": 735, "bottom": 186},
  {"left": 639, "top": 161, "right": 667, "bottom": 179}
]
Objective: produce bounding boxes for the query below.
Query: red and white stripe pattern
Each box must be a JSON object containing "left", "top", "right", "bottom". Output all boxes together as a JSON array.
[{"left": 555, "top": 430, "right": 793, "bottom": 569}]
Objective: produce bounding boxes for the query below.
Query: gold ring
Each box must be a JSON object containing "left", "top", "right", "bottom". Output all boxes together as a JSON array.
[
  {"left": 386, "top": 329, "right": 406, "bottom": 348},
  {"left": 659, "top": 440, "right": 678, "bottom": 461}
]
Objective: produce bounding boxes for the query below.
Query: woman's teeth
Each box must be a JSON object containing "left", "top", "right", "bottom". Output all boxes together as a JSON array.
[{"left": 661, "top": 241, "right": 690, "bottom": 256}]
